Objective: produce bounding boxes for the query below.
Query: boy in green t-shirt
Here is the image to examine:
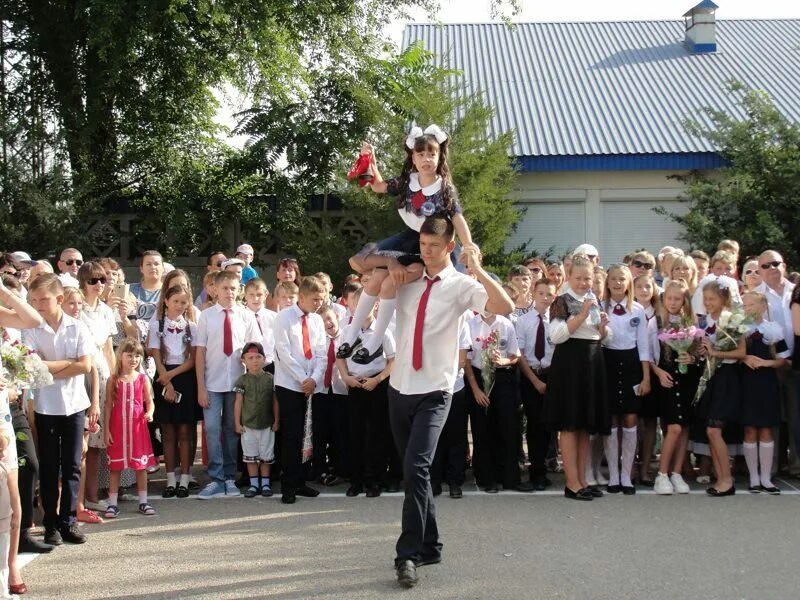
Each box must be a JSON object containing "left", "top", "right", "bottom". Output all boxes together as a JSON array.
[{"left": 234, "top": 342, "right": 280, "bottom": 497}]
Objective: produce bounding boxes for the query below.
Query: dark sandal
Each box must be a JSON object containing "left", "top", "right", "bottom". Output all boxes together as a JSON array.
[
  {"left": 138, "top": 502, "right": 156, "bottom": 516},
  {"left": 176, "top": 485, "right": 189, "bottom": 498},
  {"left": 162, "top": 485, "right": 176, "bottom": 498}
]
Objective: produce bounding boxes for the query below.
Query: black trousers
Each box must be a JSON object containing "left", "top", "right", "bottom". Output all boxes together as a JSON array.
[
  {"left": 432, "top": 387, "right": 467, "bottom": 486},
  {"left": 347, "top": 380, "right": 400, "bottom": 485},
  {"left": 520, "top": 372, "right": 551, "bottom": 479},
  {"left": 388, "top": 386, "right": 450, "bottom": 565},
  {"left": 36, "top": 411, "right": 84, "bottom": 529},
  {"left": 312, "top": 390, "right": 349, "bottom": 479},
  {"left": 275, "top": 386, "right": 308, "bottom": 490},
  {"left": 12, "top": 403, "right": 38, "bottom": 530},
  {"left": 468, "top": 369, "right": 521, "bottom": 488}
]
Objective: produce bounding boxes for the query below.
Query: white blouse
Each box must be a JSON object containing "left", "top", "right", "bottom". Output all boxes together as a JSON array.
[
  {"left": 602, "top": 300, "right": 651, "bottom": 361},
  {"left": 549, "top": 290, "right": 613, "bottom": 345},
  {"left": 467, "top": 314, "right": 520, "bottom": 371},
  {"left": 147, "top": 316, "right": 197, "bottom": 366}
]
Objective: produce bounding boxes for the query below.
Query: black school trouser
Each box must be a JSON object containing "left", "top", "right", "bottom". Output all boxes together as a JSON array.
[
  {"left": 12, "top": 403, "right": 38, "bottom": 530},
  {"left": 312, "top": 390, "right": 349, "bottom": 479},
  {"left": 432, "top": 387, "right": 467, "bottom": 486},
  {"left": 348, "top": 379, "right": 400, "bottom": 485},
  {"left": 36, "top": 411, "right": 84, "bottom": 529},
  {"left": 520, "top": 371, "right": 551, "bottom": 479},
  {"left": 388, "top": 386, "right": 450, "bottom": 566},
  {"left": 468, "top": 368, "right": 521, "bottom": 488},
  {"left": 276, "top": 386, "right": 308, "bottom": 491}
]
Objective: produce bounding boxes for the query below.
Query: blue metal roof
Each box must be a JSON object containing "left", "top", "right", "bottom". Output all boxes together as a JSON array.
[{"left": 403, "top": 19, "right": 800, "bottom": 165}]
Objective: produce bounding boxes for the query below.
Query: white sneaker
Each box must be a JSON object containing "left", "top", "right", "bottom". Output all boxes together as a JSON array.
[
  {"left": 654, "top": 473, "right": 673, "bottom": 495},
  {"left": 670, "top": 473, "right": 690, "bottom": 494},
  {"left": 85, "top": 499, "right": 109, "bottom": 511}
]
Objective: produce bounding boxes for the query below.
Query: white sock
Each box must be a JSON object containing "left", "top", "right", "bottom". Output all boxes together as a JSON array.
[
  {"left": 109, "top": 493, "right": 118, "bottom": 506},
  {"left": 250, "top": 476, "right": 259, "bottom": 488},
  {"left": 179, "top": 474, "right": 190, "bottom": 488},
  {"left": 343, "top": 292, "right": 378, "bottom": 346},
  {"left": 166, "top": 472, "right": 177, "bottom": 488},
  {"left": 759, "top": 441, "right": 775, "bottom": 488},
  {"left": 138, "top": 491, "right": 148, "bottom": 504},
  {"left": 620, "top": 426, "right": 638, "bottom": 487},
  {"left": 743, "top": 442, "right": 760, "bottom": 487},
  {"left": 604, "top": 430, "right": 620, "bottom": 486},
  {"left": 364, "top": 298, "right": 396, "bottom": 354}
]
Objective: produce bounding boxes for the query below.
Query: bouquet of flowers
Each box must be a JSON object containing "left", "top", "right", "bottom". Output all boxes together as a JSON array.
[
  {"left": 657, "top": 320, "right": 704, "bottom": 374},
  {"left": 692, "top": 308, "right": 752, "bottom": 406},
  {"left": 476, "top": 329, "right": 500, "bottom": 396},
  {"left": 0, "top": 341, "right": 53, "bottom": 389}
]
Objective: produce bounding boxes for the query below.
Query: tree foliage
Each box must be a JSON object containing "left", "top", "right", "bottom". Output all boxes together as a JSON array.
[{"left": 663, "top": 82, "right": 800, "bottom": 267}]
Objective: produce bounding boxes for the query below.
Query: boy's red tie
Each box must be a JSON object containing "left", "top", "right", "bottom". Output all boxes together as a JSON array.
[
  {"left": 324, "top": 338, "right": 335, "bottom": 388},
  {"left": 301, "top": 314, "right": 312, "bottom": 359},
  {"left": 412, "top": 276, "right": 440, "bottom": 370},
  {"left": 255, "top": 313, "right": 263, "bottom": 335},
  {"left": 223, "top": 309, "right": 233, "bottom": 356}
]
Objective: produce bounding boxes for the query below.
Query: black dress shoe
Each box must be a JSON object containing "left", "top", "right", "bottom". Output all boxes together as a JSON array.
[
  {"left": 385, "top": 480, "right": 401, "bottom": 493},
  {"left": 19, "top": 530, "right": 54, "bottom": 553},
  {"left": 512, "top": 481, "right": 535, "bottom": 493},
  {"left": 449, "top": 485, "right": 463, "bottom": 499},
  {"left": 639, "top": 478, "right": 655, "bottom": 488},
  {"left": 607, "top": 484, "right": 622, "bottom": 494},
  {"left": 622, "top": 485, "right": 636, "bottom": 496},
  {"left": 346, "top": 483, "right": 363, "bottom": 497},
  {"left": 176, "top": 485, "right": 190, "bottom": 498},
  {"left": 43, "top": 528, "right": 63, "bottom": 546},
  {"left": 748, "top": 485, "right": 762, "bottom": 494},
  {"left": 432, "top": 482, "right": 442, "bottom": 497},
  {"left": 162, "top": 485, "right": 176, "bottom": 499},
  {"left": 365, "top": 484, "right": 382, "bottom": 498},
  {"left": 587, "top": 485, "right": 604, "bottom": 498},
  {"left": 352, "top": 345, "right": 384, "bottom": 365},
  {"left": 564, "top": 487, "right": 592, "bottom": 501},
  {"left": 295, "top": 484, "right": 320, "bottom": 497},
  {"left": 396, "top": 560, "right": 418, "bottom": 588},
  {"left": 483, "top": 483, "right": 499, "bottom": 494},
  {"left": 336, "top": 339, "right": 361, "bottom": 359},
  {"left": 281, "top": 490, "right": 297, "bottom": 504},
  {"left": 706, "top": 486, "right": 735, "bottom": 497},
  {"left": 414, "top": 554, "right": 442, "bottom": 567},
  {"left": 59, "top": 523, "right": 87, "bottom": 544},
  {"left": 761, "top": 485, "right": 781, "bottom": 495}
]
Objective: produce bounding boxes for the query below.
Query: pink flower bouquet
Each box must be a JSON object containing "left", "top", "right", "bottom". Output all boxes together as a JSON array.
[{"left": 657, "top": 324, "right": 704, "bottom": 374}]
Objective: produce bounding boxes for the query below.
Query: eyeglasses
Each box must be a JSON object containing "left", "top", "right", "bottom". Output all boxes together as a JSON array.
[
  {"left": 744, "top": 269, "right": 758, "bottom": 276},
  {"left": 65, "top": 259, "right": 83, "bottom": 266},
  {"left": 215, "top": 261, "right": 224, "bottom": 267},
  {"left": 632, "top": 260, "right": 654, "bottom": 270},
  {"left": 279, "top": 257, "right": 297, "bottom": 264},
  {"left": 87, "top": 277, "right": 107, "bottom": 285},
  {"left": 760, "top": 261, "right": 782, "bottom": 270}
]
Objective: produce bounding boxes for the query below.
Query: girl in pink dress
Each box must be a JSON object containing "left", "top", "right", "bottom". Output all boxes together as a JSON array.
[{"left": 103, "top": 339, "right": 156, "bottom": 518}]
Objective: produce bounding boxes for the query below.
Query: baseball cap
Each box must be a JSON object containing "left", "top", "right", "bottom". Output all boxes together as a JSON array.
[
  {"left": 222, "top": 258, "right": 246, "bottom": 268},
  {"left": 236, "top": 244, "right": 254, "bottom": 256},
  {"left": 10, "top": 251, "right": 38, "bottom": 268},
  {"left": 572, "top": 243, "right": 599, "bottom": 258}
]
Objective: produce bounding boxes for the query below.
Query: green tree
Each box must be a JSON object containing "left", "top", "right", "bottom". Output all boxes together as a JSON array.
[{"left": 662, "top": 82, "right": 800, "bottom": 267}]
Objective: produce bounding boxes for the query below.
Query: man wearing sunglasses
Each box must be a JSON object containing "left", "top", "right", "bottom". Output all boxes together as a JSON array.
[
  {"left": 57, "top": 248, "right": 83, "bottom": 288},
  {"left": 755, "top": 250, "right": 800, "bottom": 477}
]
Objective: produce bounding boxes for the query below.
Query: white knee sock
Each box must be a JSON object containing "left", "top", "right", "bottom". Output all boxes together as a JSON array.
[
  {"left": 759, "top": 441, "right": 775, "bottom": 488},
  {"left": 604, "top": 429, "right": 620, "bottom": 486},
  {"left": 743, "top": 442, "right": 760, "bottom": 487},
  {"left": 343, "top": 292, "right": 378, "bottom": 346},
  {"left": 620, "top": 426, "right": 638, "bottom": 487},
  {"left": 364, "top": 298, "right": 396, "bottom": 354}
]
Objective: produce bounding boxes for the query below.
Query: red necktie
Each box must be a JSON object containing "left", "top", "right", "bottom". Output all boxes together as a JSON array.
[
  {"left": 534, "top": 314, "right": 545, "bottom": 361},
  {"left": 613, "top": 303, "right": 626, "bottom": 316},
  {"left": 223, "top": 308, "right": 233, "bottom": 356},
  {"left": 412, "top": 276, "right": 440, "bottom": 371},
  {"left": 324, "top": 338, "right": 335, "bottom": 388},
  {"left": 301, "top": 314, "right": 312, "bottom": 359}
]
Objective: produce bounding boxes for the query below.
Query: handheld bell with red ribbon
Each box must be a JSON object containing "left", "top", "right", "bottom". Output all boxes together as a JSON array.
[{"left": 347, "top": 142, "right": 375, "bottom": 187}]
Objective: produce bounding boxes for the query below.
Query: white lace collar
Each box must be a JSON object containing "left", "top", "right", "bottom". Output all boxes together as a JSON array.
[{"left": 408, "top": 172, "right": 442, "bottom": 195}]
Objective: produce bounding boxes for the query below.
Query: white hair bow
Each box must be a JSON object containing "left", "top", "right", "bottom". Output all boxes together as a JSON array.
[{"left": 405, "top": 124, "right": 449, "bottom": 149}]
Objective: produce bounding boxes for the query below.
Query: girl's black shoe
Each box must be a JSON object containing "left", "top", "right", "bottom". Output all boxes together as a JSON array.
[{"left": 564, "top": 487, "right": 592, "bottom": 501}]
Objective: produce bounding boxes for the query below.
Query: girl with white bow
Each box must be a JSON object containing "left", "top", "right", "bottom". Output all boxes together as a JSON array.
[{"left": 338, "top": 125, "right": 478, "bottom": 365}]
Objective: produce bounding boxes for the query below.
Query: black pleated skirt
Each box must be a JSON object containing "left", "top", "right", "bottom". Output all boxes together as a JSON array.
[
  {"left": 153, "top": 365, "right": 201, "bottom": 425},
  {"left": 655, "top": 358, "right": 701, "bottom": 426},
  {"left": 694, "top": 363, "right": 741, "bottom": 427}
]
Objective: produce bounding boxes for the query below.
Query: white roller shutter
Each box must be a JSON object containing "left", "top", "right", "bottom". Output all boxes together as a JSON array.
[
  {"left": 506, "top": 201, "right": 586, "bottom": 258},
  {"left": 600, "top": 200, "right": 688, "bottom": 264}
]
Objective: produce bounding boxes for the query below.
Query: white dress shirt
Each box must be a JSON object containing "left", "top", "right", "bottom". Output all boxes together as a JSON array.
[
  {"left": 249, "top": 307, "right": 277, "bottom": 364},
  {"left": 602, "top": 300, "right": 651, "bottom": 361},
  {"left": 467, "top": 314, "right": 520, "bottom": 371},
  {"left": 80, "top": 301, "right": 117, "bottom": 378},
  {"left": 453, "top": 317, "right": 472, "bottom": 394},
  {"left": 515, "top": 308, "right": 554, "bottom": 370},
  {"left": 323, "top": 331, "right": 348, "bottom": 396},
  {"left": 194, "top": 303, "right": 260, "bottom": 393},
  {"left": 345, "top": 321, "right": 396, "bottom": 378},
  {"left": 330, "top": 302, "right": 348, "bottom": 324},
  {"left": 549, "top": 290, "right": 614, "bottom": 345},
  {"left": 58, "top": 273, "right": 80, "bottom": 289},
  {"left": 147, "top": 316, "right": 197, "bottom": 365},
  {"left": 273, "top": 304, "right": 327, "bottom": 393},
  {"left": 754, "top": 280, "right": 795, "bottom": 353},
  {"left": 390, "top": 265, "right": 489, "bottom": 395},
  {"left": 23, "top": 314, "right": 94, "bottom": 416},
  {"left": 748, "top": 320, "right": 792, "bottom": 359}
]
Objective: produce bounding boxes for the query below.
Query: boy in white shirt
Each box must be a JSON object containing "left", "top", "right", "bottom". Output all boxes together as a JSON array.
[
  {"left": 23, "top": 274, "right": 95, "bottom": 544},
  {"left": 244, "top": 278, "right": 277, "bottom": 371},
  {"left": 194, "top": 270, "right": 260, "bottom": 499},
  {"left": 273, "top": 276, "right": 328, "bottom": 504}
]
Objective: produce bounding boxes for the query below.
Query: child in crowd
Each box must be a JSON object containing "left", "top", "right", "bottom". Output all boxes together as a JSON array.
[
  {"left": 516, "top": 279, "right": 557, "bottom": 490},
  {"left": 337, "top": 287, "right": 398, "bottom": 497},
  {"left": 194, "top": 270, "right": 261, "bottom": 499},
  {"left": 651, "top": 281, "right": 701, "bottom": 495},
  {"left": 543, "top": 256, "right": 611, "bottom": 501},
  {"left": 690, "top": 250, "right": 710, "bottom": 281},
  {"left": 741, "top": 292, "right": 790, "bottom": 494},
  {"left": 24, "top": 274, "right": 95, "bottom": 544},
  {"left": 199, "top": 272, "right": 218, "bottom": 312},
  {"left": 508, "top": 266, "right": 533, "bottom": 318},
  {"left": 244, "top": 278, "right": 277, "bottom": 369},
  {"left": 234, "top": 342, "right": 279, "bottom": 497},
  {"left": 235, "top": 244, "right": 259, "bottom": 284},
  {"left": 602, "top": 264, "right": 651, "bottom": 494},
  {"left": 104, "top": 339, "right": 156, "bottom": 517},
  {"left": 148, "top": 283, "right": 198, "bottom": 498},
  {"left": 592, "top": 267, "right": 607, "bottom": 302},
  {"left": 671, "top": 255, "right": 698, "bottom": 294},
  {"left": 693, "top": 251, "right": 742, "bottom": 316},
  {"left": 274, "top": 281, "right": 299, "bottom": 312}
]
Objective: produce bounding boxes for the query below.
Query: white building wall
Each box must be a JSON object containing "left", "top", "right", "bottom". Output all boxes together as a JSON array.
[{"left": 506, "top": 170, "right": 691, "bottom": 263}]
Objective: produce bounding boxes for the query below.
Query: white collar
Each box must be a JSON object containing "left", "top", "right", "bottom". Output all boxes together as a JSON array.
[
  {"left": 408, "top": 172, "right": 442, "bottom": 195},
  {"left": 39, "top": 313, "right": 76, "bottom": 334},
  {"left": 215, "top": 303, "right": 237, "bottom": 314},
  {"left": 566, "top": 288, "right": 586, "bottom": 302}
]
